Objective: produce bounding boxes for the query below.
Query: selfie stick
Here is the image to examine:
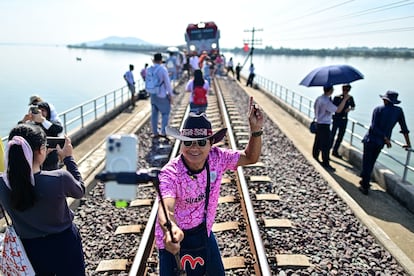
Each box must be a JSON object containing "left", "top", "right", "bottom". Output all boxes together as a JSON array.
[{"left": 95, "top": 169, "right": 186, "bottom": 275}]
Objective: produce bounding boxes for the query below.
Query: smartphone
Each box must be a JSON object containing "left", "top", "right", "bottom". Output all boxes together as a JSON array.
[
  {"left": 104, "top": 134, "right": 138, "bottom": 201},
  {"left": 46, "top": 137, "right": 65, "bottom": 148},
  {"left": 29, "top": 105, "right": 40, "bottom": 114}
]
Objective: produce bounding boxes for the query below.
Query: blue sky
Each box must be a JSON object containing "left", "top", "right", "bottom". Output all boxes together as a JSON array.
[{"left": 1, "top": 0, "right": 413, "bottom": 49}]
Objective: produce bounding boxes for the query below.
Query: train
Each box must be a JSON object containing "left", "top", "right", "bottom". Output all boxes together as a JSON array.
[{"left": 184, "top": 21, "right": 220, "bottom": 56}]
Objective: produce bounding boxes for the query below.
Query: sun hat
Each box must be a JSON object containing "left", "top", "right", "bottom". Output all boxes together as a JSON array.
[
  {"left": 28, "top": 95, "right": 42, "bottom": 105},
  {"left": 165, "top": 113, "right": 227, "bottom": 143},
  {"left": 380, "top": 90, "right": 401, "bottom": 104}
]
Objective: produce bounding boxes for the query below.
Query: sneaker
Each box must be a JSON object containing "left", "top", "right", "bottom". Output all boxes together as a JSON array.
[
  {"left": 158, "top": 135, "right": 170, "bottom": 141},
  {"left": 332, "top": 152, "right": 342, "bottom": 159},
  {"left": 322, "top": 164, "right": 336, "bottom": 172},
  {"left": 358, "top": 186, "right": 369, "bottom": 195}
]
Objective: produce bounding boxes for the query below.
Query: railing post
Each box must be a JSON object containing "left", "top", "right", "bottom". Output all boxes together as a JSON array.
[
  {"left": 350, "top": 121, "right": 355, "bottom": 146},
  {"left": 402, "top": 149, "right": 412, "bottom": 182},
  {"left": 105, "top": 95, "right": 108, "bottom": 113},
  {"left": 114, "top": 91, "right": 116, "bottom": 107},
  {"left": 62, "top": 114, "right": 67, "bottom": 134},
  {"left": 80, "top": 106, "right": 84, "bottom": 128},
  {"left": 94, "top": 100, "right": 97, "bottom": 120}
]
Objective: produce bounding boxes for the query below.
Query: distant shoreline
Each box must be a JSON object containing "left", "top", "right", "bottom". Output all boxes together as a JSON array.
[{"left": 67, "top": 44, "right": 414, "bottom": 59}]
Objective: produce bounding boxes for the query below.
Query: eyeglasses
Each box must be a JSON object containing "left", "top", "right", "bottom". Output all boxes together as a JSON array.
[{"left": 183, "top": 139, "right": 208, "bottom": 147}]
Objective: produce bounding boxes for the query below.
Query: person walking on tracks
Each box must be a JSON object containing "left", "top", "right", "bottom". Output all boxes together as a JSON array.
[
  {"left": 155, "top": 100, "right": 264, "bottom": 275},
  {"left": 330, "top": 84, "right": 356, "bottom": 158},
  {"left": 124, "top": 64, "right": 136, "bottom": 107},
  {"left": 0, "top": 123, "right": 86, "bottom": 275},
  {"left": 185, "top": 69, "right": 209, "bottom": 114},
  {"left": 359, "top": 90, "right": 411, "bottom": 195},
  {"left": 146, "top": 53, "right": 173, "bottom": 139}
]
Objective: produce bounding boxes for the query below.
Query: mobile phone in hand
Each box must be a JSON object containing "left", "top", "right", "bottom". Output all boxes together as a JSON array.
[{"left": 46, "top": 137, "right": 65, "bottom": 148}]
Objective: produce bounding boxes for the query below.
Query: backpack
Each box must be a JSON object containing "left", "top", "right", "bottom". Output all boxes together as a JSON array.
[
  {"left": 145, "top": 65, "right": 164, "bottom": 95},
  {"left": 193, "top": 86, "right": 207, "bottom": 105}
]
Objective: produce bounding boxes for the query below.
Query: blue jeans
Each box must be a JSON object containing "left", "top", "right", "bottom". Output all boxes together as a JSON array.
[
  {"left": 159, "top": 228, "right": 224, "bottom": 276},
  {"left": 150, "top": 94, "right": 171, "bottom": 136},
  {"left": 360, "top": 141, "right": 383, "bottom": 188},
  {"left": 21, "top": 224, "right": 85, "bottom": 276}
]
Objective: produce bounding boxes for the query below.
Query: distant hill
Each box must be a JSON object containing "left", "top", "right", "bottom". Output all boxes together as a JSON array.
[{"left": 75, "top": 36, "right": 154, "bottom": 47}]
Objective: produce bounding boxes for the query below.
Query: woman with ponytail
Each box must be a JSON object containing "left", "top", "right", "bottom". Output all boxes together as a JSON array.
[{"left": 0, "top": 123, "right": 86, "bottom": 275}]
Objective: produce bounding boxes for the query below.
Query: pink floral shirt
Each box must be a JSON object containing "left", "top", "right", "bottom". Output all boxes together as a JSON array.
[{"left": 155, "top": 146, "right": 240, "bottom": 249}]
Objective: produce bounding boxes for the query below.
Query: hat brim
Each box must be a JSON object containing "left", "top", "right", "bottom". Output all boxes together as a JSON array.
[
  {"left": 166, "top": 126, "right": 227, "bottom": 144},
  {"left": 379, "top": 95, "right": 401, "bottom": 104}
]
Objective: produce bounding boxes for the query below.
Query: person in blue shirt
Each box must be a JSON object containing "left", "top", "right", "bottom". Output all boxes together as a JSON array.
[
  {"left": 359, "top": 90, "right": 411, "bottom": 195},
  {"left": 148, "top": 53, "right": 173, "bottom": 139}
]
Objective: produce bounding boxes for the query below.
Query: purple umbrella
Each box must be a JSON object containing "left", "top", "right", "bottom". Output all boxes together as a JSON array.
[{"left": 299, "top": 64, "right": 364, "bottom": 87}]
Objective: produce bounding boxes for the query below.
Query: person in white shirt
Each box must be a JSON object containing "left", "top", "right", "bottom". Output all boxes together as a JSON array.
[{"left": 123, "top": 64, "right": 136, "bottom": 107}]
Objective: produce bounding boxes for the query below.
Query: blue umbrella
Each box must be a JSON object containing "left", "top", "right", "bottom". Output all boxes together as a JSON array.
[{"left": 299, "top": 64, "right": 364, "bottom": 87}]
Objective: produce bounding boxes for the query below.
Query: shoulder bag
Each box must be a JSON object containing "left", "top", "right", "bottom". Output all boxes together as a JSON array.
[
  {"left": 0, "top": 206, "right": 35, "bottom": 275},
  {"left": 309, "top": 119, "right": 317, "bottom": 134}
]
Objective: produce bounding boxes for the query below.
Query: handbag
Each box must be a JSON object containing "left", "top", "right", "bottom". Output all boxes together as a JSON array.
[
  {"left": 0, "top": 206, "right": 35, "bottom": 276},
  {"left": 309, "top": 119, "right": 317, "bottom": 134}
]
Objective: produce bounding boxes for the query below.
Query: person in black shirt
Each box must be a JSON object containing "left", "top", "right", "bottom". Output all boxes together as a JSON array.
[{"left": 330, "top": 84, "right": 355, "bottom": 158}]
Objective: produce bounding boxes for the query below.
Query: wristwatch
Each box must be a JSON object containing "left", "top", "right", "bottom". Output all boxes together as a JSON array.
[{"left": 251, "top": 130, "right": 263, "bottom": 137}]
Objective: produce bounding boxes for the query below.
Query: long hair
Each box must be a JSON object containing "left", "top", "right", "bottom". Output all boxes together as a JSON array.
[
  {"left": 193, "top": 69, "right": 205, "bottom": 87},
  {"left": 7, "top": 124, "right": 46, "bottom": 211}
]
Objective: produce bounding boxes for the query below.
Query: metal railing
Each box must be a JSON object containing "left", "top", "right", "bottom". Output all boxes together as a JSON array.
[
  {"left": 2, "top": 81, "right": 144, "bottom": 144},
  {"left": 253, "top": 74, "right": 414, "bottom": 183}
]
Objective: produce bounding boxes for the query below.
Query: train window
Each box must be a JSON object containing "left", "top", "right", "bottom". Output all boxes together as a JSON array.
[{"left": 188, "top": 28, "right": 216, "bottom": 40}]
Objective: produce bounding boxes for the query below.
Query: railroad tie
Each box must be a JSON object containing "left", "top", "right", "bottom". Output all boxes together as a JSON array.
[
  {"left": 235, "top": 131, "right": 250, "bottom": 138},
  {"left": 255, "top": 194, "right": 280, "bottom": 201},
  {"left": 129, "top": 198, "right": 153, "bottom": 207},
  {"left": 212, "top": 221, "right": 239, "bottom": 232},
  {"left": 244, "top": 162, "right": 265, "bottom": 168},
  {"left": 249, "top": 175, "right": 272, "bottom": 183},
  {"left": 95, "top": 259, "right": 128, "bottom": 273},
  {"left": 232, "top": 125, "right": 249, "bottom": 131},
  {"left": 276, "top": 254, "right": 311, "bottom": 269},
  {"left": 218, "top": 195, "right": 236, "bottom": 204},
  {"left": 222, "top": 257, "right": 246, "bottom": 270},
  {"left": 115, "top": 224, "right": 142, "bottom": 235},
  {"left": 221, "top": 177, "right": 232, "bottom": 185}
]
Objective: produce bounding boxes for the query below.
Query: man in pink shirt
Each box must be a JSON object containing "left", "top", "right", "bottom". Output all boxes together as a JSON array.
[{"left": 156, "top": 98, "right": 264, "bottom": 275}]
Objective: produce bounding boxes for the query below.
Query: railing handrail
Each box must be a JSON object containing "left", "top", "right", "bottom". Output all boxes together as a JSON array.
[
  {"left": 1, "top": 80, "right": 144, "bottom": 144},
  {"left": 253, "top": 74, "right": 413, "bottom": 183}
]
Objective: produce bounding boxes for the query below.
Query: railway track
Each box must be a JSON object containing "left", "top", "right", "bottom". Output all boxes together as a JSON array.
[
  {"left": 127, "top": 78, "right": 273, "bottom": 275},
  {"left": 1, "top": 76, "right": 409, "bottom": 275}
]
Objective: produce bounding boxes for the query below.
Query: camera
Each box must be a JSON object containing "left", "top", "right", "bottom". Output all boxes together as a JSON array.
[
  {"left": 104, "top": 134, "right": 138, "bottom": 201},
  {"left": 46, "top": 137, "right": 65, "bottom": 148},
  {"left": 29, "top": 105, "right": 40, "bottom": 114}
]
